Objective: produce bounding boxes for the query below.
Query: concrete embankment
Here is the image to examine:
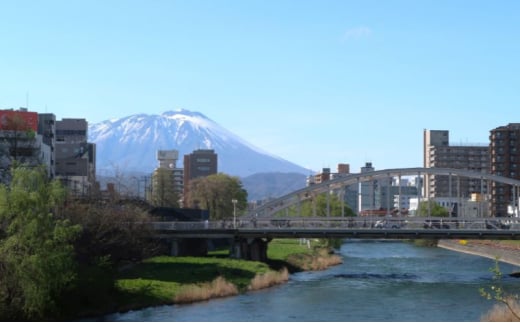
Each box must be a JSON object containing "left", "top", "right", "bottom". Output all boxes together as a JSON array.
[{"left": 437, "top": 240, "right": 520, "bottom": 268}]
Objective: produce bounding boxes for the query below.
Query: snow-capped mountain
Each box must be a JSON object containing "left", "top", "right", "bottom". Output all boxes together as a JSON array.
[{"left": 89, "top": 109, "right": 311, "bottom": 177}]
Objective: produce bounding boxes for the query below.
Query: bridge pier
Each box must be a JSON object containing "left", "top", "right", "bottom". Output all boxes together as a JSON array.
[
  {"left": 230, "top": 237, "right": 271, "bottom": 261},
  {"left": 169, "top": 238, "right": 208, "bottom": 257}
]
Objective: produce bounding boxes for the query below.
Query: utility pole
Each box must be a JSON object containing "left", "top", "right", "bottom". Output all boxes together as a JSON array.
[{"left": 232, "top": 199, "right": 238, "bottom": 229}]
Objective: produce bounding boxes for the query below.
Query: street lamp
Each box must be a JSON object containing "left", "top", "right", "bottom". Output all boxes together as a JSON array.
[{"left": 232, "top": 199, "right": 238, "bottom": 228}]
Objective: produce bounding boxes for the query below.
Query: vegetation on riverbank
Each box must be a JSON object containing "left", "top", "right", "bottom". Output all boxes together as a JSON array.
[
  {"left": 479, "top": 259, "right": 520, "bottom": 322},
  {"left": 0, "top": 166, "right": 344, "bottom": 321},
  {"left": 78, "top": 238, "right": 339, "bottom": 318},
  {"left": 267, "top": 238, "right": 343, "bottom": 271},
  {"left": 113, "top": 256, "right": 270, "bottom": 310}
]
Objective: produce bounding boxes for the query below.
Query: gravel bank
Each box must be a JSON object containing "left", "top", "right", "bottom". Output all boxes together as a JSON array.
[{"left": 438, "top": 240, "right": 520, "bottom": 268}]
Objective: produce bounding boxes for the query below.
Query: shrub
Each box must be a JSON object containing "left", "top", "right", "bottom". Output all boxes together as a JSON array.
[{"left": 481, "top": 297, "right": 520, "bottom": 322}]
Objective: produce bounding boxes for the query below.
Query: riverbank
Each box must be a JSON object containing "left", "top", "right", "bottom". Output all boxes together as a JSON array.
[
  {"left": 81, "top": 239, "right": 341, "bottom": 320},
  {"left": 437, "top": 240, "right": 520, "bottom": 268}
]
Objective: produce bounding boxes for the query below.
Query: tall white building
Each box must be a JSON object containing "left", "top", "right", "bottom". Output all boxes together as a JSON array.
[
  {"left": 359, "top": 162, "right": 375, "bottom": 213},
  {"left": 152, "top": 150, "right": 184, "bottom": 204}
]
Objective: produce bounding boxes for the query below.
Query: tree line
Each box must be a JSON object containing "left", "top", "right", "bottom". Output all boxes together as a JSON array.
[
  {"left": 0, "top": 166, "right": 161, "bottom": 320},
  {"left": 0, "top": 166, "right": 249, "bottom": 320}
]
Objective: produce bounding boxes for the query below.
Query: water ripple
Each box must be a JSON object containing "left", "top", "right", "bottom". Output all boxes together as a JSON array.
[{"left": 334, "top": 272, "right": 419, "bottom": 280}]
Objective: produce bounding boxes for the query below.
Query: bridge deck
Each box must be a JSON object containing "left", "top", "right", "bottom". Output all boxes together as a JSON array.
[
  {"left": 154, "top": 228, "right": 520, "bottom": 240},
  {"left": 152, "top": 217, "right": 520, "bottom": 240}
]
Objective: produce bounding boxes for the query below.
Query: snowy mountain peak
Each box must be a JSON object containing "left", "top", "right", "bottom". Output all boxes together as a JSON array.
[
  {"left": 161, "top": 109, "right": 209, "bottom": 119},
  {"left": 89, "top": 109, "right": 310, "bottom": 177}
]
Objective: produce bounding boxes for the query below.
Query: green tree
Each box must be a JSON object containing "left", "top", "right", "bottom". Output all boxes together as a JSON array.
[
  {"left": 278, "top": 193, "right": 355, "bottom": 217},
  {"left": 302, "top": 193, "right": 355, "bottom": 217},
  {"left": 151, "top": 168, "right": 180, "bottom": 207},
  {"left": 59, "top": 198, "right": 160, "bottom": 316},
  {"left": 0, "top": 166, "right": 80, "bottom": 320},
  {"left": 186, "top": 173, "right": 248, "bottom": 220},
  {"left": 417, "top": 200, "right": 449, "bottom": 217}
]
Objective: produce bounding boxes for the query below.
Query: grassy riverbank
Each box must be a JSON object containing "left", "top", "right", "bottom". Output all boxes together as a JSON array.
[{"left": 81, "top": 239, "right": 340, "bottom": 319}]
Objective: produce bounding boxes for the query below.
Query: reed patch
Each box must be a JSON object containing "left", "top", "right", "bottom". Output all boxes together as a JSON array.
[
  {"left": 173, "top": 276, "right": 239, "bottom": 304},
  {"left": 248, "top": 268, "right": 289, "bottom": 291}
]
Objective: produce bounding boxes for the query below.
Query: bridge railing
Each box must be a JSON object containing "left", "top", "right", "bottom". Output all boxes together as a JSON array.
[{"left": 151, "top": 216, "right": 520, "bottom": 231}]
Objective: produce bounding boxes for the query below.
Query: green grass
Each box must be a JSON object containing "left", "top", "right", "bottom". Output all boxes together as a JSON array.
[
  {"left": 266, "top": 239, "right": 334, "bottom": 272},
  {"left": 498, "top": 241, "right": 520, "bottom": 247},
  {"left": 114, "top": 255, "right": 272, "bottom": 311},
  {"left": 267, "top": 239, "right": 314, "bottom": 261},
  {"left": 92, "top": 239, "right": 323, "bottom": 316}
]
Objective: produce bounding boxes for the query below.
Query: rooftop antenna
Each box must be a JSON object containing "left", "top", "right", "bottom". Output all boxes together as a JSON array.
[{"left": 26, "top": 92, "right": 29, "bottom": 109}]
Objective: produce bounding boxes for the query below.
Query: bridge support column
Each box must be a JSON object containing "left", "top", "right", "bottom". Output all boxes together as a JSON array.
[
  {"left": 169, "top": 238, "right": 208, "bottom": 257},
  {"left": 170, "top": 239, "right": 179, "bottom": 256},
  {"left": 230, "top": 237, "right": 271, "bottom": 261},
  {"left": 230, "top": 239, "right": 242, "bottom": 259}
]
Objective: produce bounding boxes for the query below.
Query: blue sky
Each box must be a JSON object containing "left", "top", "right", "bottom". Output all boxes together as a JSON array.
[{"left": 2, "top": 0, "right": 519, "bottom": 173}]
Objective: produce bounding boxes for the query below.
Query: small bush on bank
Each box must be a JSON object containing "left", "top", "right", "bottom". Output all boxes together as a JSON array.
[
  {"left": 286, "top": 252, "right": 342, "bottom": 271},
  {"left": 481, "top": 297, "right": 520, "bottom": 322}
]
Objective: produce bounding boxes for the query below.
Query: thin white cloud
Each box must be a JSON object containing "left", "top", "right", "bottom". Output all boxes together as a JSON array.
[{"left": 342, "top": 26, "right": 372, "bottom": 41}]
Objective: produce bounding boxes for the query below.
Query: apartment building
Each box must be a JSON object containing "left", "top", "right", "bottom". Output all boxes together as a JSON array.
[
  {"left": 489, "top": 123, "right": 520, "bottom": 216},
  {"left": 55, "top": 118, "right": 96, "bottom": 195},
  {"left": 306, "top": 164, "right": 359, "bottom": 213},
  {"left": 0, "top": 108, "right": 54, "bottom": 181},
  {"left": 423, "top": 129, "right": 489, "bottom": 199},
  {"left": 37, "top": 113, "right": 56, "bottom": 178},
  {"left": 359, "top": 162, "right": 377, "bottom": 212},
  {"left": 313, "top": 167, "right": 331, "bottom": 184}
]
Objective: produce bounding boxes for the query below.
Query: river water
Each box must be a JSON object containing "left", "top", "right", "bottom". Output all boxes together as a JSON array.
[{"left": 105, "top": 240, "right": 520, "bottom": 322}]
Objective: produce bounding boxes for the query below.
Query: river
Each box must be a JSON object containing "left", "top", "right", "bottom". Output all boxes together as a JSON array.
[{"left": 104, "top": 240, "right": 520, "bottom": 322}]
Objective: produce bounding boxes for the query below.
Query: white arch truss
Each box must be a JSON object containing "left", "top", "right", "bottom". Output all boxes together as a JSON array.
[{"left": 248, "top": 167, "right": 520, "bottom": 217}]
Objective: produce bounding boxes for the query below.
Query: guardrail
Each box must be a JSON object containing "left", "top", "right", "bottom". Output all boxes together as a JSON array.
[{"left": 151, "top": 216, "right": 520, "bottom": 231}]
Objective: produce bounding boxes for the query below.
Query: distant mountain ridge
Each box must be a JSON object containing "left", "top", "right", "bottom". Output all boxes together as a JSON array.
[
  {"left": 241, "top": 172, "right": 307, "bottom": 201},
  {"left": 88, "top": 109, "right": 311, "bottom": 178}
]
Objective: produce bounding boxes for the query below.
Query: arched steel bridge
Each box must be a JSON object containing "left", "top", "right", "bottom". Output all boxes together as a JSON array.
[{"left": 247, "top": 167, "right": 520, "bottom": 218}]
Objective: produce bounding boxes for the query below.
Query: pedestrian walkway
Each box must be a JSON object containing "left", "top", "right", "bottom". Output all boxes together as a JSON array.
[{"left": 438, "top": 240, "right": 520, "bottom": 268}]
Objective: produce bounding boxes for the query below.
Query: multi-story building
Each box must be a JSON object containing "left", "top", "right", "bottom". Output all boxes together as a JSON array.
[
  {"left": 1, "top": 110, "right": 96, "bottom": 195},
  {"left": 489, "top": 123, "right": 520, "bottom": 217},
  {"left": 55, "top": 118, "right": 96, "bottom": 195},
  {"left": 314, "top": 167, "right": 331, "bottom": 184},
  {"left": 308, "top": 164, "right": 359, "bottom": 213},
  {"left": 0, "top": 108, "right": 53, "bottom": 181},
  {"left": 151, "top": 150, "right": 183, "bottom": 207},
  {"left": 359, "top": 162, "right": 376, "bottom": 213},
  {"left": 183, "top": 149, "right": 218, "bottom": 205},
  {"left": 423, "top": 129, "right": 489, "bottom": 200},
  {"left": 37, "top": 113, "right": 56, "bottom": 178}
]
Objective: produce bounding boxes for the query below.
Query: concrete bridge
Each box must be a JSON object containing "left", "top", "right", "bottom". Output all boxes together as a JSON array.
[
  {"left": 152, "top": 167, "right": 520, "bottom": 260},
  {"left": 152, "top": 216, "right": 520, "bottom": 260},
  {"left": 152, "top": 216, "right": 520, "bottom": 240}
]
